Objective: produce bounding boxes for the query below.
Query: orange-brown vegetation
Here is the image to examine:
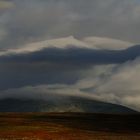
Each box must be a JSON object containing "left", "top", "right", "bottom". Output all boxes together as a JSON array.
[{"left": 0, "top": 113, "right": 139, "bottom": 140}]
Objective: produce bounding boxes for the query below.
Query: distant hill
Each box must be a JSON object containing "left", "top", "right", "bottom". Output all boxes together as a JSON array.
[{"left": 0, "top": 96, "right": 138, "bottom": 113}]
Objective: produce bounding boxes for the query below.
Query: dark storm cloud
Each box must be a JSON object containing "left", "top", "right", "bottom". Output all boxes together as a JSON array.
[
  {"left": 0, "top": 62, "right": 83, "bottom": 90},
  {"left": 1, "top": 45, "right": 140, "bottom": 64},
  {"left": 0, "top": 44, "right": 139, "bottom": 90}
]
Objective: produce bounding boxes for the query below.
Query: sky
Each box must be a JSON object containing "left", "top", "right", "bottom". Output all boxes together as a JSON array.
[{"left": 0, "top": 0, "right": 140, "bottom": 111}]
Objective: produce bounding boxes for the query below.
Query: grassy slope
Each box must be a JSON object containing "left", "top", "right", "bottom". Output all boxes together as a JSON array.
[{"left": 0, "top": 113, "right": 139, "bottom": 140}]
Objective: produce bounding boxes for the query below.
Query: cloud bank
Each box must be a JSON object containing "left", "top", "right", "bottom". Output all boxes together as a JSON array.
[
  {"left": 0, "top": 36, "right": 139, "bottom": 111},
  {"left": 0, "top": 0, "right": 140, "bottom": 112}
]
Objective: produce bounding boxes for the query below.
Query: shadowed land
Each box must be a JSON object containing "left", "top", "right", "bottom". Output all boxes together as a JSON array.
[{"left": 0, "top": 113, "right": 139, "bottom": 140}]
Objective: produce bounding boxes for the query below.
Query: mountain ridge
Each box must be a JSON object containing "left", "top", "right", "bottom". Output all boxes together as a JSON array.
[{"left": 0, "top": 97, "right": 138, "bottom": 113}]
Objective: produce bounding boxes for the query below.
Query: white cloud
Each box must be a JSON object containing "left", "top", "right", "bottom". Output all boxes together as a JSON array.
[
  {"left": 80, "top": 57, "right": 140, "bottom": 111},
  {"left": 0, "top": 58, "right": 140, "bottom": 111},
  {"left": 83, "top": 36, "right": 133, "bottom": 50},
  {"left": 0, "top": 36, "right": 133, "bottom": 56}
]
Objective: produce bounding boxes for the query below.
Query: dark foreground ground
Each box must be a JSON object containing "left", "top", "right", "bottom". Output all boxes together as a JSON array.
[{"left": 0, "top": 113, "right": 140, "bottom": 140}]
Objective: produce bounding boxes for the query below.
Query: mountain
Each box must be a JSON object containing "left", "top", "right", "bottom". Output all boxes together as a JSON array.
[{"left": 0, "top": 97, "right": 137, "bottom": 113}]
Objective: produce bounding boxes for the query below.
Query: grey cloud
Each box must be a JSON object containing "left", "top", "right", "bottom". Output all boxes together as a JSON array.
[
  {"left": 0, "top": 43, "right": 139, "bottom": 91},
  {"left": 1, "top": 58, "right": 140, "bottom": 111},
  {"left": 0, "top": 62, "right": 85, "bottom": 90},
  {"left": 0, "top": 0, "right": 140, "bottom": 49},
  {"left": 0, "top": 0, "right": 139, "bottom": 112},
  {"left": 0, "top": 49, "right": 140, "bottom": 111},
  {"left": 1, "top": 44, "right": 140, "bottom": 64},
  {"left": 79, "top": 57, "right": 140, "bottom": 111}
]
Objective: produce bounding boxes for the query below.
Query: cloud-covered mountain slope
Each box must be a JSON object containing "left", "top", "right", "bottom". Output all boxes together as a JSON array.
[{"left": 0, "top": 96, "right": 137, "bottom": 113}]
